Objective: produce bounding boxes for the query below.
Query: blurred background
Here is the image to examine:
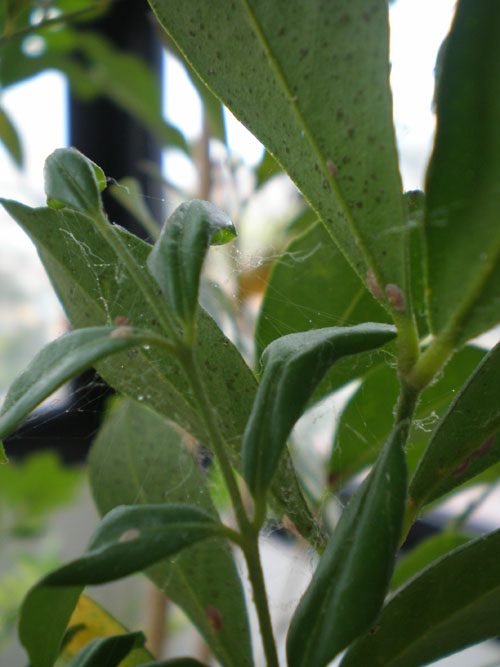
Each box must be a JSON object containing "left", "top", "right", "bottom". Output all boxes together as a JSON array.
[{"left": 2, "top": 1, "right": 500, "bottom": 665}]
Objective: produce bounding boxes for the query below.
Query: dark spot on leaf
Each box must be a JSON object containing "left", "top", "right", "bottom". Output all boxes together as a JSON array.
[{"left": 205, "top": 605, "right": 224, "bottom": 631}]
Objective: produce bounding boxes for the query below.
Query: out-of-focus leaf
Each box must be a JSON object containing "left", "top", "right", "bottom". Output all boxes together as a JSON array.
[
  {"left": 19, "top": 504, "right": 223, "bottom": 667},
  {"left": 255, "top": 150, "right": 281, "bottom": 187},
  {"left": 424, "top": 0, "right": 500, "bottom": 345},
  {"left": 341, "top": 528, "right": 500, "bottom": 666},
  {"left": 410, "top": 340, "right": 500, "bottom": 511},
  {"left": 287, "top": 423, "right": 407, "bottom": 667},
  {"left": 90, "top": 398, "right": 253, "bottom": 667},
  {"left": 138, "top": 660, "right": 208, "bottom": 666},
  {"left": 0, "top": 326, "right": 166, "bottom": 448},
  {"left": 147, "top": 199, "right": 236, "bottom": 330},
  {"left": 44, "top": 147, "right": 106, "bottom": 214},
  {"left": 67, "top": 632, "right": 144, "bottom": 667},
  {"left": 1, "top": 198, "right": 320, "bottom": 547},
  {"left": 149, "top": 0, "right": 408, "bottom": 308},
  {"left": 109, "top": 177, "right": 160, "bottom": 241},
  {"left": 0, "top": 105, "right": 22, "bottom": 166},
  {"left": 256, "top": 220, "right": 392, "bottom": 397},
  {"left": 329, "top": 345, "right": 486, "bottom": 487},
  {"left": 63, "top": 595, "right": 153, "bottom": 666},
  {"left": 0, "top": 452, "right": 81, "bottom": 535},
  {"left": 242, "top": 323, "right": 397, "bottom": 499},
  {"left": 72, "top": 31, "right": 188, "bottom": 152},
  {"left": 391, "top": 532, "right": 471, "bottom": 591}
]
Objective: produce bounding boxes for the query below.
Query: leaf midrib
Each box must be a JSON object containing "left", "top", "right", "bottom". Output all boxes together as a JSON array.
[{"left": 238, "top": 0, "right": 378, "bottom": 280}]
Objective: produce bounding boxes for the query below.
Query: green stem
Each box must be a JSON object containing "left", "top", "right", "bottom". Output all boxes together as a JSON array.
[
  {"left": 181, "top": 348, "right": 250, "bottom": 531},
  {"left": 243, "top": 536, "right": 280, "bottom": 667},
  {"left": 181, "top": 348, "right": 279, "bottom": 665}
]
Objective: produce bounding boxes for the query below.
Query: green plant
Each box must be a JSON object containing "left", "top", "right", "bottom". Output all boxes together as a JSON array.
[{"left": 1, "top": 0, "right": 500, "bottom": 666}]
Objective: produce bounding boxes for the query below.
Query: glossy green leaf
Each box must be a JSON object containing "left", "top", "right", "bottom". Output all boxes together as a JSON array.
[
  {"left": 150, "top": 0, "right": 407, "bottom": 305},
  {"left": 0, "top": 326, "right": 165, "bottom": 448},
  {"left": 255, "top": 220, "right": 392, "bottom": 398},
  {"left": 44, "top": 147, "right": 106, "bottom": 215},
  {"left": 67, "top": 632, "right": 144, "bottom": 667},
  {"left": 0, "top": 105, "right": 22, "bottom": 166},
  {"left": 20, "top": 504, "right": 222, "bottom": 667},
  {"left": 410, "top": 340, "right": 500, "bottom": 510},
  {"left": 330, "top": 345, "right": 486, "bottom": 487},
  {"left": 287, "top": 422, "right": 407, "bottom": 667},
  {"left": 0, "top": 198, "right": 320, "bottom": 546},
  {"left": 242, "top": 323, "right": 397, "bottom": 499},
  {"left": 147, "top": 199, "right": 236, "bottom": 329},
  {"left": 391, "top": 532, "right": 471, "bottom": 591},
  {"left": 424, "top": 0, "right": 500, "bottom": 344},
  {"left": 89, "top": 398, "right": 253, "bottom": 667},
  {"left": 341, "top": 527, "right": 500, "bottom": 667}
]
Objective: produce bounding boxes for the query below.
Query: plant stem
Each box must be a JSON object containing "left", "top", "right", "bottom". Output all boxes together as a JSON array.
[
  {"left": 243, "top": 536, "right": 280, "bottom": 667},
  {"left": 181, "top": 347, "right": 280, "bottom": 666}
]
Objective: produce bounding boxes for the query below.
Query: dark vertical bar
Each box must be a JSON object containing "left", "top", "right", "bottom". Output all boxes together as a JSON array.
[{"left": 5, "top": 1, "right": 164, "bottom": 463}]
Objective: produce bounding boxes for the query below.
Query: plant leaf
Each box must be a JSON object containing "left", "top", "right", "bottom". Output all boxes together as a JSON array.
[
  {"left": 0, "top": 105, "right": 23, "bottom": 166},
  {"left": 62, "top": 594, "right": 154, "bottom": 666},
  {"left": 242, "top": 323, "right": 397, "bottom": 499},
  {"left": 138, "top": 660, "right": 208, "bottom": 666},
  {"left": 149, "top": 0, "right": 407, "bottom": 306},
  {"left": 287, "top": 422, "right": 407, "bottom": 667},
  {"left": 341, "top": 528, "right": 500, "bottom": 666},
  {"left": 255, "top": 220, "right": 392, "bottom": 397},
  {"left": 89, "top": 398, "right": 253, "bottom": 667},
  {"left": 67, "top": 632, "right": 145, "bottom": 667},
  {"left": 109, "top": 177, "right": 161, "bottom": 241},
  {"left": 147, "top": 199, "right": 236, "bottom": 328},
  {"left": 0, "top": 326, "right": 165, "bottom": 447},
  {"left": 44, "top": 147, "right": 106, "bottom": 214},
  {"left": 410, "top": 340, "right": 500, "bottom": 510},
  {"left": 390, "top": 532, "right": 471, "bottom": 591},
  {"left": 0, "top": 199, "right": 320, "bottom": 547},
  {"left": 424, "top": 0, "right": 500, "bottom": 344},
  {"left": 329, "top": 345, "right": 486, "bottom": 488},
  {"left": 19, "top": 505, "right": 222, "bottom": 667}
]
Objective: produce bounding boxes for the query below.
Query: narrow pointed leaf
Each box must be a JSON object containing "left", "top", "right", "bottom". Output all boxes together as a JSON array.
[
  {"left": 0, "top": 326, "right": 165, "bottom": 446},
  {"left": 147, "top": 199, "right": 236, "bottom": 327},
  {"left": 410, "top": 340, "right": 500, "bottom": 510},
  {"left": 67, "top": 632, "right": 145, "bottom": 667},
  {"left": 44, "top": 147, "right": 106, "bottom": 215},
  {"left": 1, "top": 199, "right": 320, "bottom": 547},
  {"left": 150, "top": 0, "right": 407, "bottom": 301},
  {"left": 330, "top": 345, "right": 486, "bottom": 487},
  {"left": 90, "top": 399, "right": 253, "bottom": 667},
  {"left": 242, "top": 323, "right": 397, "bottom": 498},
  {"left": 256, "top": 220, "right": 392, "bottom": 397},
  {"left": 19, "top": 505, "right": 222, "bottom": 667},
  {"left": 0, "top": 105, "right": 23, "bottom": 166},
  {"left": 424, "top": 0, "right": 500, "bottom": 344},
  {"left": 341, "top": 528, "right": 500, "bottom": 667},
  {"left": 390, "top": 532, "right": 471, "bottom": 591},
  {"left": 287, "top": 422, "right": 407, "bottom": 667}
]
